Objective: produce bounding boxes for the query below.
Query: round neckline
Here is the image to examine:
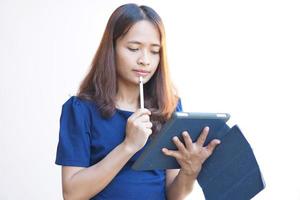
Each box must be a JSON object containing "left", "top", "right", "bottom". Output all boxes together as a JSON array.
[{"left": 116, "top": 108, "right": 135, "bottom": 113}]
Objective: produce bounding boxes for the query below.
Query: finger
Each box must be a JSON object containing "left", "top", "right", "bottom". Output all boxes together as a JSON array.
[
  {"left": 162, "top": 148, "right": 181, "bottom": 159},
  {"left": 182, "top": 131, "right": 193, "bottom": 151},
  {"left": 144, "top": 122, "right": 153, "bottom": 129},
  {"left": 205, "top": 139, "right": 221, "bottom": 156},
  {"left": 196, "top": 126, "right": 209, "bottom": 146},
  {"left": 145, "top": 128, "right": 152, "bottom": 136},
  {"left": 130, "top": 108, "right": 151, "bottom": 120},
  {"left": 139, "top": 114, "right": 150, "bottom": 122},
  {"left": 172, "top": 136, "right": 187, "bottom": 153}
]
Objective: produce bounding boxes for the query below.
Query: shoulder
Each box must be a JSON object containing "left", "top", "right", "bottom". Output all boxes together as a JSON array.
[
  {"left": 61, "top": 96, "right": 96, "bottom": 124},
  {"left": 63, "top": 96, "right": 95, "bottom": 111},
  {"left": 63, "top": 95, "right": 88, "bottom": 106}
]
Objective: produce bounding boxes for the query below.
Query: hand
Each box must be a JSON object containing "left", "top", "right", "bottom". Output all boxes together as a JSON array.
[
  {"left": 123, "top": 108, "right": 152, "bottom": 153},
  {"left": 162, "top": 127, "right": 220, "bottom": 178}
]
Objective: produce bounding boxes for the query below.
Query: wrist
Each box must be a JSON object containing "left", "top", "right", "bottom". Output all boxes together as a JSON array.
[
  {"left": 179, "top": 168, "right": 201, "bottom": 180},
  {"left": 121, "top": 140, "right": 138, "bottom": 155}
]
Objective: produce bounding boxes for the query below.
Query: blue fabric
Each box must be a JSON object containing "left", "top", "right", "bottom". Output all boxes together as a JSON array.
[{"left": 55, "top": 96, "right": 182, "bottom": 200}]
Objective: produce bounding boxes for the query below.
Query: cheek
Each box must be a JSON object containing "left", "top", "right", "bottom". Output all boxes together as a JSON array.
[
  {"left": 151, "top": 55, "right": 160, "bottom": 70},
  {"left": 119, "top": 51, "right": 137, "bottom": 67},
  {"left": 116, "top": 49, "right": 134, "bottom": 69},
  {"left": 148, "top": 59, "right": 159, "bottom": 78}
]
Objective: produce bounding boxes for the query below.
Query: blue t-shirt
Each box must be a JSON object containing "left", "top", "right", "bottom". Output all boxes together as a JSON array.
[{"left": 55, "top": 96, "right": 182, "bottom": 200}]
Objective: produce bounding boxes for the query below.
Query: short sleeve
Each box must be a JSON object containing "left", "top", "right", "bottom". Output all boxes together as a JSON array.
[
  {"left": 55, "top": 96, "right": 91, "bottom": 167},
  {"left": 175, "top": 98, "right": 183, "bottom": 112}
]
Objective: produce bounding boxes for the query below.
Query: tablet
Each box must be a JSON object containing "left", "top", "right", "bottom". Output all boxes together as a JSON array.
[{"left": 132, "top": 112, "right": 231, "bottom": 170}]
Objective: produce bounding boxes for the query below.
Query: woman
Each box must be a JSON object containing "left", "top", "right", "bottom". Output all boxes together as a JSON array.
[{"left": 55, "top": 3, "right": 220, "bottom": 200}]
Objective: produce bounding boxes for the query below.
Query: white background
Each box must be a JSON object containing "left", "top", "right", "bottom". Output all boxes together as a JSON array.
[{"left": 1, "top": 0, "right": 299, "bottom": 199}]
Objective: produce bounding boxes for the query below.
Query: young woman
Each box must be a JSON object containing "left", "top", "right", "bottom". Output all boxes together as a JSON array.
[{"left": 55, "top": 3, "right": 220, "bottom": 200}]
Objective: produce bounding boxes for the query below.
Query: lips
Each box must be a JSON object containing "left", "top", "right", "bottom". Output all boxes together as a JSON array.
[{"left": 133, "top": 69, "right": 150, "bottom": 77}]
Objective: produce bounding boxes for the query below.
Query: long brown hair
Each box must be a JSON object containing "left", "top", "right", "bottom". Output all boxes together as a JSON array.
[{"left": 78, "top": 3, "right": 179, "bottom": 133}]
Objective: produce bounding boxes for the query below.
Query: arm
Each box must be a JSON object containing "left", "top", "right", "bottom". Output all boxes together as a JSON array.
[
  {"left": 164, "top": 127, "right": 220, "bottom": 200},
  {"left": 62, "top": 109, "right": 152, "bottom": 200},
  {"left": 166, "top": 169, "right": 197, "bottom": 200},
  {"left": 62, "top": 142, "right": 136, "bottom": 200}
]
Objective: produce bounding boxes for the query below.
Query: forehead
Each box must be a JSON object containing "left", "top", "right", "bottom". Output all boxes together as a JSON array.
[{"left": 119, "top": 20, "right": 161, "bottom": 45}]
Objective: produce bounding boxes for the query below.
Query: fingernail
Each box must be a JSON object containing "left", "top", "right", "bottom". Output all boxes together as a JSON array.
[
  {"left": 183, "top": 131, "right": 188, "bottom": 136},
  {"left": 216, "top": 140, "right": 221, "bottom": 144},
  {"left": 173, "top": 136, "right": 178, "bottom": 141},
  {"left": 205, "top": 127, "right": 210, "bottom": 132}
]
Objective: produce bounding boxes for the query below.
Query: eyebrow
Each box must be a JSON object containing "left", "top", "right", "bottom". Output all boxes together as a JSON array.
[{"left": 127, "top": 41, "right": 161, "bottom": 47}]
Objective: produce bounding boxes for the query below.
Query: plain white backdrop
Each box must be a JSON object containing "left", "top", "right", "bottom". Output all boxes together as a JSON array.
[{"left": 1, "top": 0, "right": 299, "bottom": 199}]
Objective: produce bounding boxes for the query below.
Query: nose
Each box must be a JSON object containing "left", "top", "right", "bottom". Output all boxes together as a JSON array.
[{"left": 137, "top": 50, "right": 150, "bottom": 66}]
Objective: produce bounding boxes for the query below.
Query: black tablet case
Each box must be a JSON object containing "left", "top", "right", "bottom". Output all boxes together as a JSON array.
[{"left": 132, "top": 113, "right": 265, "bottom": 200}]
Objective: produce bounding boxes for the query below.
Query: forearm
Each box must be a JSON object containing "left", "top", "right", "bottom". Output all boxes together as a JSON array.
[
  {"left": 166, "top": 170, "right": 197, "bottom": 200},
  {"left": 63, "top": 142, "right": 135, "bottom": 200}
]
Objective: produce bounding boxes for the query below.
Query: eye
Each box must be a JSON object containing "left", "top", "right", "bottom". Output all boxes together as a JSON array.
[
  {"left": 151, "top": 47, "right": 160, "bottom": 55},
  {"left": 128, "top": 47, "right": 139, "bottom": 52},
  {"left": 151, "top": 51, "right": 160, "bottom": 54}
]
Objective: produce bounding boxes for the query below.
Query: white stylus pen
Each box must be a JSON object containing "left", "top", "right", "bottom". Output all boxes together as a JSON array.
[{"left": 139, "top": 76, "right": 144, "bottom": 109}]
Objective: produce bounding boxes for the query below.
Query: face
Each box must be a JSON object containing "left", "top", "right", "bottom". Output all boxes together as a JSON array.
[{"left": 115, "top": 20, "right": 161, "bottom": 86}]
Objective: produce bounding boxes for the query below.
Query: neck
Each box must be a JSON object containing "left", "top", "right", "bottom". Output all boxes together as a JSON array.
[{"left": 115, "top": 79, "right": 140, "bottom": 111}]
